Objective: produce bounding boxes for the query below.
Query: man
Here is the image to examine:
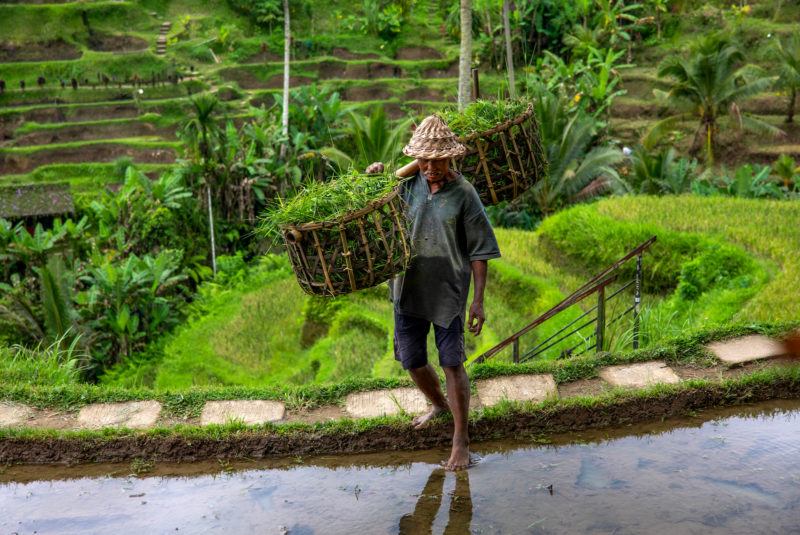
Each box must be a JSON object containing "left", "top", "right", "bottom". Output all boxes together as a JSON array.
[{"left": 369, "top": 115, "right": 501, "bottom": 471}]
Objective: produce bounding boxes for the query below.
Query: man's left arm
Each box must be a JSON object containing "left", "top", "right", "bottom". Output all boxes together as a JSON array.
[{"left": 468, "top": 260, "right": 488, "bottom": 336}]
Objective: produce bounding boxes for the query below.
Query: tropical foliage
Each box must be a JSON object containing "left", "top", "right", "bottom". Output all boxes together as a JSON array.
[{"left": 644, "top": 34, "right": 782, "bottom": 162}]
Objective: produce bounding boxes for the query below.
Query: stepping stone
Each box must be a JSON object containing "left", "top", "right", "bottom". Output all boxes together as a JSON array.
[
  {"left": 706, "top": 335, "right": 787, "bottom": 364},
  {"left": 598, "top": 361, "right": 680, "bottom": 388},
  {"left": 345, "top": 388, "right": 428, "bottom": 419},
  {"left": 200, "top": 400, "right": 285, "bottom": 426},
  {"left": 476, "top": 374, "right": 557, "bottom": 407},
  {"left": 77, "top": 401, "right": 161, "bottom": 429},
  {"left": 0, "top": 402, "right": 33, "bottom": 427}
]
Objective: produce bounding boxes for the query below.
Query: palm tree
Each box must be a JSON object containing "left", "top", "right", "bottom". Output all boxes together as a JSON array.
[
  {"left": 644, "top": 34, "right": 781, "bottom": 163},
  {"left": 180, "top": 94, "right": 223, "bottom": 164},
  {"left": 347, "top": 106, "right": 413, "bottom": 169},
  {"left": 282, "top": 0, "right": 290, "bottom": 137},
  {"left": 458, "top": 0, "right": 473, "bottom": 110},
  {"left": 502, "top": 0, "right": 515, "bottom": 98},
  {"left": 179, "top": 94, "right": 224, "bottom": 275},
  {"left": 526, "top": 91, "right": 624, "bottom": 215},
  {"left": 773, "top": 32, "right": 800, "bottom": 123}
]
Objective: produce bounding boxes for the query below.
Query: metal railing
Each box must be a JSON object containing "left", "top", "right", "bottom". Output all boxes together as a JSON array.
[{"left": 472, "top": 236, "right": 657, "bottom": 365}]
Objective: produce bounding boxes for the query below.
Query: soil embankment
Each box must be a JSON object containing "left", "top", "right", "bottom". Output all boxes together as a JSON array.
[{"left": 2, "top": 379, "right": 798, "bottom": 465}]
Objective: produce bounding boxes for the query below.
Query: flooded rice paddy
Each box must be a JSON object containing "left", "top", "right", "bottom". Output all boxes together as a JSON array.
[{"left": 2, "top": 400, "right": 800, "bottom": 534}]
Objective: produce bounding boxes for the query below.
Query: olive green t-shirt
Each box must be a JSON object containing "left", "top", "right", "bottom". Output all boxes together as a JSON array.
[{"left": 391, "top": 172, "right": 501, "bottom": 328}]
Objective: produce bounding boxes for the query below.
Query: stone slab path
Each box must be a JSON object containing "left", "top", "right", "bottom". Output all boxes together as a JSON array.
[
  {"left": 1, "top": 336, "right": 796, "bottom": 431},
  {"left": 599, "top": 361, "right": 681, "bottom": 388},
  {"left": 0, "top": 402, "right": 32, "bottom": 427},
  {"left": 345, "top": 388, "right": 428, "bottom": 418},
  {"left": 476, "top": 374, "right": 557, "bottom": 406},
  {"left": 201, "top": 400, "right": 285, "bottom": 426},
  {"left": 77, "top": 401, "right": 162, "bottom": 430},
  {"left": 706, "top": 335, "right": 787, "bottom": 364}
]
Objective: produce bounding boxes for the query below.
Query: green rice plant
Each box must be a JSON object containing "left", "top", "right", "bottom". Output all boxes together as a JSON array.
[{"left": 594, "top": 196, "right": 800, "bottom": 322}]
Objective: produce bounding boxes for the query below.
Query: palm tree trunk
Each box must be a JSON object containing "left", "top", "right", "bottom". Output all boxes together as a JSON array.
[
  {"left": 458, "top": 0, "right": 473, "bottom": 111},
  {"left": 705, "top": 120, "right": 714, "bottom": 164},
  {"left": 485, "top": 9, "right": 496, "bottom": 69},
  {"left": 207, "top": 187, "right": 217, "bottom": 276},
  {"left": 787, "top": 87, "right": 796, "bottom": 124},
  {"left": 656, "top": 10, "right": 661, "bottom": 40},
  {"left": 503, "top": 1, "right": 515, "bottom": 98},
  {"left": 282, "top": 0, "right": 290, "bottom": 137}
]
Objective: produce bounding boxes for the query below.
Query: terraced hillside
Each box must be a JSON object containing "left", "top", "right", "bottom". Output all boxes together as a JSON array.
[
  {"left": 3, "top": 0, "right": 799, "bottom": 200},
  {"left": 0, "top": 0, "right": 475, "bottom": 196}
]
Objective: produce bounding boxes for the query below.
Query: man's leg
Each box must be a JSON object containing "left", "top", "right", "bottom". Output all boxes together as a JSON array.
[
  {"left": 443, "top": 364, "right": 470, "bottom": 471},
  {"left": 433, "top": 316, "right": 470, "bottom": 470},
  {"left": 395, "top": 311, "right": 450, "bottom": 428},
  {"left": 408, "top": 364, "right": 450, "bottom": 429}
]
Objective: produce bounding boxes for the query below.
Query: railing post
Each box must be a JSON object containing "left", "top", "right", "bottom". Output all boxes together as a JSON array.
[
  {"left": 513, "top": 338, "right": 519, "bottom": 363},
  {"left": 633, "top": 252, "right": 642, "bottom": 350},
  {"left": 596, "top": 286, "right": 605, "bottom": 353}
]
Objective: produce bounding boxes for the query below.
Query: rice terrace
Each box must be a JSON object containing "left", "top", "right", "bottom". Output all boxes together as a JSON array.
[{"left": 1, "top": 0, "right": 800, "bottom": 533}]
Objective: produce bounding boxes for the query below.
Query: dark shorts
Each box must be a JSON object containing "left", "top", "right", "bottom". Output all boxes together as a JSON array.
[{"left": 393, "top": 310, "right": 466, "bottom": 370}]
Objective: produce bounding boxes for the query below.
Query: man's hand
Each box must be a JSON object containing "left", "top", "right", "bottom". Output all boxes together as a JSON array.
[
  {"left": 365, "top": 161, "right": 384, "bottom": 174},
  {"left": 468, "top": 300, "right": 485, "bottom": 336}
]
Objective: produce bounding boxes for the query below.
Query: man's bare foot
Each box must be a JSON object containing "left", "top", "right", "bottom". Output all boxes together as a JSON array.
[
  {"left": 445, "top": 439, "right": 470, "bottom": 471},
  {"left": 412, "top": 405, "right": 448, "bottom": 429}
]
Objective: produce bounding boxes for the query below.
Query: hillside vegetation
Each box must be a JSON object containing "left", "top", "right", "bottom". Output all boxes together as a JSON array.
[
  {"left": 2, "top": 0, "right": 799, "bottom": 391},
  {"left": 99, "top": 193, "right": 790, "bottom": 389}
]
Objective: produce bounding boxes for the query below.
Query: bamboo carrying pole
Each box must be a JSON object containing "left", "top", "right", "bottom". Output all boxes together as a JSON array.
[{"left": 396, "top": 160, "right": 419, "bottom": 178}]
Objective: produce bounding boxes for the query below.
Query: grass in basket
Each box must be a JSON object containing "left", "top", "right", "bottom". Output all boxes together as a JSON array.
[
  {"left": 439, "top": 99, "right": 531, "bottom": 194},
  {"left": 440, "top": 98, "right": 530, "bottom": 138},
  {"left": 258, "top": 170, "right": 402, "bottom": 245}
]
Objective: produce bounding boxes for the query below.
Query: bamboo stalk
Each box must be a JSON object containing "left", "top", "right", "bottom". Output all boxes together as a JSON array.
[
  {"left": 396, "top": 160, "right": 419, "bottom": 178},
  {"left": 475, "top": 139, "right": 499, "bottom": 205},
  {"left": 311, "top": 230, "right": 335, "bottom": 295},
  {"left": 356, "top": 218, "right": 375, "bottom": 285},
  {"left": 499, "top": 129, "right": 523, "bottom": 198},
  {"left": 338, "top": 224, "right": 357, "bottom": 292},
  {"left": 387, "top": 198, "right": 410, "bottom": 263},
  {"left": 371, "top": 211, "right": 393, "bottom": 276}
]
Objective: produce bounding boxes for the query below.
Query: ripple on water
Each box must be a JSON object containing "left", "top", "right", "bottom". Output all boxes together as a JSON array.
[{"left": 2, "top": 400, "right": 800, "bottom": 534}]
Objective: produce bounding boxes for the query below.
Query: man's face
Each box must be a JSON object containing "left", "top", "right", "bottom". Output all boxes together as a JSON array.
[{"left": 418, "top": 158, "right": 451, "bottom": 182}]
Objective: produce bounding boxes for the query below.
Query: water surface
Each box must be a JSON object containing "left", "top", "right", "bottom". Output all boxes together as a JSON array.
[{"left": 3, "top": 400, "right": 800, "bottom": 534}]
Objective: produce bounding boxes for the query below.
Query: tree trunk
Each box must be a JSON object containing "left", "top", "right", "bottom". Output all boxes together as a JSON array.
[
  {"left": 207, "top": 187, "right": 217, "bottom": 276},
  {"left": 787, "top": 87, "right": 796, "bottom": 124},
  {"left": 485, "top": 9, "right": 496, "bottom": 69},
  {"left": 458, "top": 0, "right": 473, "bottom": 111},
  {"left": 503, "top": 1, "right": 516, "bottom": 98},
  {"left": 282, "top": 0, "right": 290, "bottom": 137},
  {"left": 656, "top": 10, "right": 662, "bottom": 40}
]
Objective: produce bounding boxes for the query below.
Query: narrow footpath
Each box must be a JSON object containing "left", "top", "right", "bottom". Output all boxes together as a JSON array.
[{"left": 0, "top": 335, "right": 794, "bottom": 432}]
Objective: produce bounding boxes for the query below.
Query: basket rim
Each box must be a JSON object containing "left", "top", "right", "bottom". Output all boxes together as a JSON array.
[
  {"left": 458, "top": 102, "right": 535, "bottom": 143},
  {"left": 279, "top": 181, "right": 403, "bottom": 233}
]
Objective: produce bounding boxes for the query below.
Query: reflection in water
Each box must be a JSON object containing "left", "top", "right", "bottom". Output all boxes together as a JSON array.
[
  {"left": 398, "top": 469, "right": 471, "bottom": 534},
  {"left": 2, "top": 400, "right": 800, "bottom": 534}
]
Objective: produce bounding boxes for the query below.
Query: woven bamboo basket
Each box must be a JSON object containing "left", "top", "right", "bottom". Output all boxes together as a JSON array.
[
  {"left": 281, "top": 184, "right": 411, "bottom": 297},
  {"left": 452, "top": 103, "right": 547, "bottom": 205}
]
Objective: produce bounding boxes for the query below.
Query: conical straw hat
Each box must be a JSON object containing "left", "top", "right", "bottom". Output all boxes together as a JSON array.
[{"left": 402, "top": 114, "right": 466, "bottom": 159}]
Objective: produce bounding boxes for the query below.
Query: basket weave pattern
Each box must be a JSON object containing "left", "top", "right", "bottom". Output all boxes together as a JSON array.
[
  {"left": 453, "top": 103, "right": 546, "bottom": 205},
  {"left": 281, "top": 185, "right": 411, "bottom": 297}
]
